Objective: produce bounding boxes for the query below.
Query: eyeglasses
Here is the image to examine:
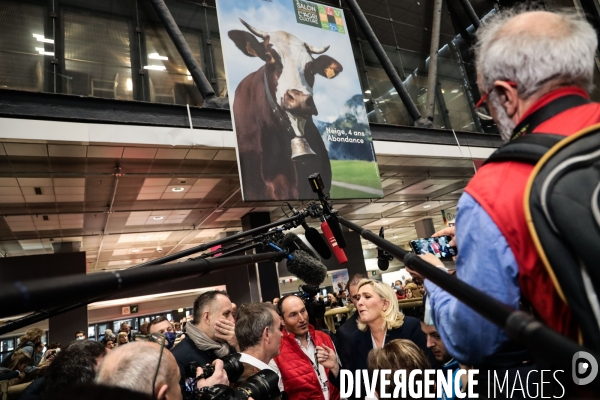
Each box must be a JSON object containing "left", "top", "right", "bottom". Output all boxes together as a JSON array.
[
  {"left": 475, "top": 81, "right": 517, "bottom": 108},
  {"left": 150, "top": 332, "right": 166, "bottom": 395}
]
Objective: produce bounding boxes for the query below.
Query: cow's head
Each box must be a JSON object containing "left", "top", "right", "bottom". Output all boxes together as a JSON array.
[{"left": 229, "top": 19, "right": 343, "bottom": 132}]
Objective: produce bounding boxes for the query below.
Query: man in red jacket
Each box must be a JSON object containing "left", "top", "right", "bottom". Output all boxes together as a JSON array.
[
  {"left": 410, "top": 9, "right": 600, "bottom": 370},
  {"left": 272, "top": 295, "right": 340, "bottom": 400}
]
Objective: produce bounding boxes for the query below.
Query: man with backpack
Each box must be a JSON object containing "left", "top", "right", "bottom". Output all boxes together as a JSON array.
[{"left": 407, "top": 9, "right": 600, "bottom": 374}]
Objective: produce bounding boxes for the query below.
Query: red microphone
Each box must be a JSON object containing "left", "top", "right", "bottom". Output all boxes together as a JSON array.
[{"left": 321, "top": 220, "right": 348, "bottom": 264}]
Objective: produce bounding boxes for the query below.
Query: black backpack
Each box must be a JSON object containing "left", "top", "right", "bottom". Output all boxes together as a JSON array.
[{"left": 485, "top": 124, "right": 600, "bottom": 352}]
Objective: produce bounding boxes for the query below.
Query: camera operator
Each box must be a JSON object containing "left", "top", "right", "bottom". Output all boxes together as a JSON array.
[
  {"left": 234, "top": 303, "right": 284, "bottom": 394},
  {"left": 172, "top": 291, "right": 238, "bottom": 393}
]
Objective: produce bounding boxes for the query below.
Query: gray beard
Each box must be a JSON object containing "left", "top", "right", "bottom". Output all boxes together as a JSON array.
[{"left": 489, "top": 93, "right": 516, "bottom": 142}]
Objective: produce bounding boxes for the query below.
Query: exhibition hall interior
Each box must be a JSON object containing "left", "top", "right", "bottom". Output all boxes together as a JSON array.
[{"left": 0, "top": 0, "right": 598, "bottom": 395}]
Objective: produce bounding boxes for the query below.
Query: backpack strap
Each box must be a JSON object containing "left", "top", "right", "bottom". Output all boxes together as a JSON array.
[
  {"left": 483, "top": 134, "right": 564, "bottom": 166},
  {"left": 511, "top": 95, "right": 590, "bottom": 140}
]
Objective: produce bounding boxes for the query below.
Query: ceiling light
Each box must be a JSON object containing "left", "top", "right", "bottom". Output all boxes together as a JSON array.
[
  {"left": 383, "top": 220, "right": 389, "bottom": 223},
  {"left": 140, "top": 235, "right": 149, "bottom": 238},
  {"left": 35, "top": 47, "right": 54, "bottom": 56},
  {"left": 365, "top": 90, "right": 371, "bottom": 94},
  {"left": 123, "top": 260, "right": 132, "bottom": 264},
  {"left": 33, "top": 34, "right": 54, "bottom": 43},
  {"left": 363, "top": 98, "right": 369, "bottom": 102},
  {"left": 423, "top": 205, "right": 431, "bottom": 208},
  {"left": 153, "top": 216, "right": 164, "bottom": 220},
  {"left": 148, "top": 52, "right": 168, "bottom": 60},
  {"left": 143, "top": 65, "right": 166, "bottom": 71},
  {"left": 178, "top": 308, "right": 184, "bottom": 312},
  {"left": 131, "top": 249, "right": 140, "bottom": 253},
  {"left": 441, "top": 89, "right": 445, "bottom": 94},
  {"left": 126, "top": 78, "right": 132, "bottom": 91},
  {"left": 172, "top": 187, "right": 185, "bottom": 192},
  {"left": 451, "top": 89, "right": 459, "bottom": 93}
]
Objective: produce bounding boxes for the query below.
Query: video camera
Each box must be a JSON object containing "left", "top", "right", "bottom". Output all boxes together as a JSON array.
[{"left": 195, "top": 369, "right": 280, "bottom": 400}]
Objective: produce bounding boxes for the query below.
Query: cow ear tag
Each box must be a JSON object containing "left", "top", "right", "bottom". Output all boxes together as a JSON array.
[{"left": 325, "top": 67, "right": 336, "bottom": 79}]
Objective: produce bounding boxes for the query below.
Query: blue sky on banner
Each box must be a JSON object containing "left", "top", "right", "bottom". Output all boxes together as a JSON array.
[{"left": 217, "top": 0, "right": 367, "bottom": 124}]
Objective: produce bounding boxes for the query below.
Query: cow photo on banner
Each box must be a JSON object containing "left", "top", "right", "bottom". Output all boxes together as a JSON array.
[{"left": 216, "top": 0, "right": 384, "bottom": 201}]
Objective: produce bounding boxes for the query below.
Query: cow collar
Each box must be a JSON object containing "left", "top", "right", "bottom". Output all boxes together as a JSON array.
[{"left": 263, "top": 70, "right": 295, "bottom": 136}]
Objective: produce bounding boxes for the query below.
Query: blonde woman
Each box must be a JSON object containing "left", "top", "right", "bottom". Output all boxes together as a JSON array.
[
  {"left": 116, "top": 332, "right": 129, "bottom": 346},
  {"left": 348, "top": 279, "right": 434, "bottom": 373}
]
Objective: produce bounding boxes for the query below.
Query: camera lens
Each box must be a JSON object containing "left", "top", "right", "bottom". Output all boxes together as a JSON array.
[
  {"left": 192, "top": 353, "right": 244, "bottom": 383},
  {"left": 233, "top": 369, "right": 280, "bottom": 400}
]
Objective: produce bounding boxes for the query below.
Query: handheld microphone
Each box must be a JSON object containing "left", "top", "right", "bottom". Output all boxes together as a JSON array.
[
  {"left": 302, "top": 222, "right": 332, "bottom": 260},
  {"left": 376, "top": 227, "right": 393, "bottom": 271},
  {"left": 285, "top": 203, "right": 332, "bottom": 260},
  {"left": 286, "top": 250, "right": 328, "bottom": 287},
  {"left": 321, "top": 220, "right": 348, "bottom": 264},
  {"left": 308, "top": 173, "right": 347, "bottom": 249}
]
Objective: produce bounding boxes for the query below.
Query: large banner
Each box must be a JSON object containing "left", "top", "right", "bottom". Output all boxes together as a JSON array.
[{"left": 216, "top": 0, "right": 383, "bottom": 201}]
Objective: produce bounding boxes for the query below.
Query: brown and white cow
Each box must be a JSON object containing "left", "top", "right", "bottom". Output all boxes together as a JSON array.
[{"left": 228, "top": 19, "right": 343, "bottom": 200}]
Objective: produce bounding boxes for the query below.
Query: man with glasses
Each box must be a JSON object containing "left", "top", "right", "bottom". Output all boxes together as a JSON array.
[
  {"left": 96, "top": 341, "right": 182, "bottom": 400},
  {"left": 408, "top": 7, "right": 600, "bottom": 381},
  {"left": 273, "top": 295, "right": 340, "bottom": 400}
]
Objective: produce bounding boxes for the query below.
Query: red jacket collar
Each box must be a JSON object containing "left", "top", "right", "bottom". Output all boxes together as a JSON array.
[{"left": 517, "top": 86, "right": 589, "bottom": 126}]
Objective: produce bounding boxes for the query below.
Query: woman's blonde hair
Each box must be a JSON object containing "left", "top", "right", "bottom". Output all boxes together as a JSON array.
[
  {"left": 367, "top": 339, "right": 431, "bottom": 397},
  {"left": 117, "top": 332, "right": 128, "bottom": 345},
  {"left": 356, "top": 279, "right": 404, "bottom": 332},
  {"left": 18, "top": 328, "right": 44, "bottom": 347}
]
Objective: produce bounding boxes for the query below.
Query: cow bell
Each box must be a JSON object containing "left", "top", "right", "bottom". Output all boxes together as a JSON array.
[{"left": 291, "top": 137, "right": 317, "bottom": 159}]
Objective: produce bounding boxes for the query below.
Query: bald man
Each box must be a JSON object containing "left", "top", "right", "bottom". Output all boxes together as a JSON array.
[
  {"left": 408, "top": 8, "right": 600, "bottom": 371},
  {"left": 96, "top": 341, "right": 182, "bottom": 400}
]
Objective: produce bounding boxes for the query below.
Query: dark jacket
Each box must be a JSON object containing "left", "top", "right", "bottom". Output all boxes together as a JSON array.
[
  {"left": 348, "top": 315, "right": 437, "bottom": 372},
  {"left": 170, "top": 336, "right": 234, "bottom": 395},
  {"left": 16, "top": 377, "right": 44, "bottom": 400},
  {"left": 335, "top": 312, "right": 359, "bottom": 368}
]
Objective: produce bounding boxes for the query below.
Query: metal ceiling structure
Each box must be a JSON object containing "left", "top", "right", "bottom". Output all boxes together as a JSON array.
[{"left": 0, "top": 140, "right": 475, "bottom": 271}]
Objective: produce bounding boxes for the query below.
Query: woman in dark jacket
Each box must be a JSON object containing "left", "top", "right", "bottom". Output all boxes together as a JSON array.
[{"left": 347, "top": 279, "right": 436, "bottom": 373}]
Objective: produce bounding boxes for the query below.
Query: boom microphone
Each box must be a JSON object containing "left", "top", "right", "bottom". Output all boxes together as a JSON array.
[
  {"left": 302, "top": 222, "right": 332, "bottom": 260},
  {"left": 321, "top": 220, "right": 348, "bottom": 264},
  {"left": 286, "top": 250, "right": 328, "bottom": 287},
  {"left": 377, "top": 227, "right": 393, "bottom": 271},
  {"left": 278, "top": 233, "right": 318, "bottom": 259}
]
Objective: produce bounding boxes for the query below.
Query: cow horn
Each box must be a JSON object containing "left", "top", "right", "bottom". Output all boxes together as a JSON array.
[
  {"left": 304, "top": 43, "right": 330, "bottom": 54},
  {"left": 239, "top": 18, "right": 268, "bottom": 39}
]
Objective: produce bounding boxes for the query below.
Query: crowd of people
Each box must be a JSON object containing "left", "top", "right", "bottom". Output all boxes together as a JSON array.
[
  {"left": 0, "top": 7, "right": 598, "bottom": 399},
  {"left": 1, "top": 275, "right": 446, "bottom": 400}
]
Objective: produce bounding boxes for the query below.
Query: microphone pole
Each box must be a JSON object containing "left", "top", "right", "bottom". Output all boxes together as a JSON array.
[
  {"left": 0, "top": 251, "right": 284, "bottom": 319},
  {"left": 0, "top": 215, "right": 301, "bottom": 335},
  {"left": 337, "top": 217, "right": 597, "bottom": 369}
]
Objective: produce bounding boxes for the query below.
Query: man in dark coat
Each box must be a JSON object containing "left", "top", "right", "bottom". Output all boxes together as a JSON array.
[
  {"left": 335, "top": 273, "right": 365, "bottom": 368},
  {"left": 171, "top": 290, "right": 238, "bottom": 395}
]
